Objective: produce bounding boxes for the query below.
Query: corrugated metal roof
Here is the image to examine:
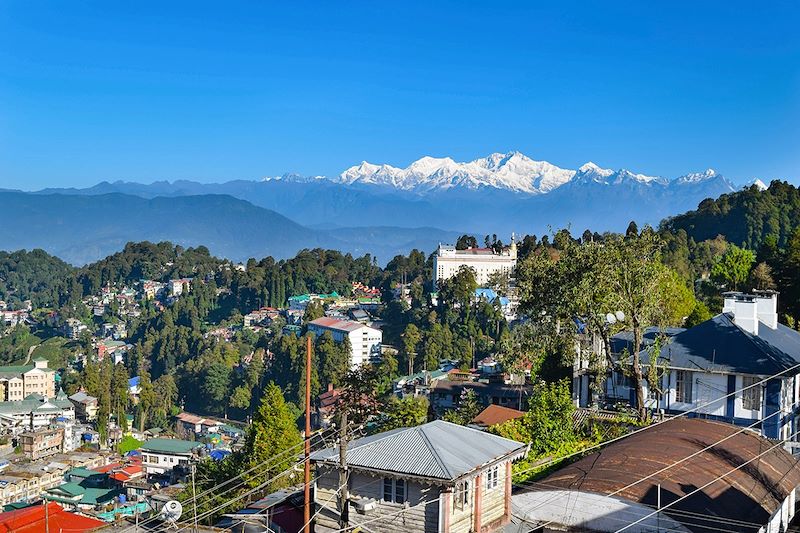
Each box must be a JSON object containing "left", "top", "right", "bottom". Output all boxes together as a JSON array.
[
  {"left": 309, "top": 317, "right": 368, "bottom": 333},
  {"left": 471, "top": 405, "right": 525, "bottom": 427},
  {"left": 311, "top": 420, "right": 526, "bottom": 481},
  {"left": 539, "top": 418, "right": 800, "bottom": 530}
]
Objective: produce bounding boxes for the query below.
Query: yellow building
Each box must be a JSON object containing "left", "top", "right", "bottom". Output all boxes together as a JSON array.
[{"left": 0, "top": 358, "right": 56, "bottom": 401}]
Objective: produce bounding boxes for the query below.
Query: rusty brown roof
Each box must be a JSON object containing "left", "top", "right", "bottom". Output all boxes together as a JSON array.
[
  {"left": 471, "top": 404, "right": 525, "bottom": 427},
  {"left": 541, "top": 418, "right": 800, "bottom": 530}
]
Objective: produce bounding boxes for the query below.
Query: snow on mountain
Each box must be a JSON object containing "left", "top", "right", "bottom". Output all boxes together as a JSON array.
[
  {"left": 675, "top": 169, "right": 719, "bottom": 185},
  {"left": 262, "top": 172, "right": 327, "bottom": 183},
  {"left": 744, "top": 178, "right": 768, "bottom": 191},
  {"left": 337, "top": 151, "right": 574, "bottom": 194},
  {"left": 271, "top": 152, "right": 740, "bottom": 196}
]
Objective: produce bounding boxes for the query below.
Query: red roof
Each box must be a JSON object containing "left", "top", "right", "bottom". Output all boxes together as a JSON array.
[
  {"left": 0, "top": 502, "right": 106, "bottom": 533},
  {"left": 308, "top": 317, "right": 368, "bottom": 333},
  {"left": 93, "top": 462, "right": 122, "bottom": 473},
  {"left": 110, "top": 464, "right": 143, "bottom": 482},
  {"left": 471, "top": 404, "right": 525, "bottom": 427}
]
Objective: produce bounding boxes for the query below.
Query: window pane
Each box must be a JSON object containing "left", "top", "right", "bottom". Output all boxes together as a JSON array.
[
  {"left": 395, "top": 479, "right": 405, "bottom": 503},
  {"left": 383, "top": 478, "right": 392, "bottom": 501}
]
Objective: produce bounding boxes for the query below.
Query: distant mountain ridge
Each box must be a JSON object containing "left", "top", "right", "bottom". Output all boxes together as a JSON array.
[
  {"left": 20, "top": 151, "right": 752, "bottom": 251},
  {"left": 262, "top": 151, "right": 737, "bottom": 196},
  {"left": 0, "top": 191, "right": 461, "bottom": 265}
]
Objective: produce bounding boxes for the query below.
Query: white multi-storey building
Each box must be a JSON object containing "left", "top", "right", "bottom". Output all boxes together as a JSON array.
[
  {"left": 433, "top": 238, "right": 517, "bottom": 288},
  {"left": 308, "top": 317, "right": 383, "bottom": 368}
]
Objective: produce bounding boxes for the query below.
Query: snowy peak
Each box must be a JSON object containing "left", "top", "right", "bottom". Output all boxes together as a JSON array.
[
  {"left": 675, "top": 169, "right": 719, "bottom": 184},
  {"left": 327, "top": 152, "right": 742, "bottom": 195},
  {"left": 744, "top": 178, "right": 768, "bottom": 191},
  {"left": 336, "top": 151, "right": 574, "bottom": 194},
  {"left": 573, "top": 162, "right": 615, "bottom": 184}
]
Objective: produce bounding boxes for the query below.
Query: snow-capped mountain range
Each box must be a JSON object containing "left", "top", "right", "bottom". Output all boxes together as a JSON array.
[{"left": 265, "top": 151, "right": 738, "bottom": 196}]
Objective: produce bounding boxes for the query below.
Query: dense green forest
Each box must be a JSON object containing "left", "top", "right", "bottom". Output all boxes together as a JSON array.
[{"left": 0, "top": 249, "right": 75, "bottom": 308}]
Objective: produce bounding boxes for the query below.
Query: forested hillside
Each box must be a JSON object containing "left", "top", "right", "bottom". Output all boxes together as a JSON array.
[
  {"left": 0, "top": 249, "right": 75, "bottom": 308},
  {"left": 662, "top": 180, "right": 800, "bottom": 248}
]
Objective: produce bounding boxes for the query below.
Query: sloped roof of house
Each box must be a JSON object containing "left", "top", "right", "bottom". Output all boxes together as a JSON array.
[
  {"left": 140, "top": 438, "right": 202, "bottom": 454},
  {"left": 309, "top": 317, "right": 370, "bottom": 333},
  {"left": 311, "top": 420, "right": 526, "bottom": 481},
  {"left": 471, "top": 405, "right": 525, "bottom": 428},
  {"left": 68, "top": 392, "right": 97, "bottom": 405},
  {"left": 0, "top": 365, "right": 34, "bottom": 378},
  {"left": 539, "top": 418, "right": 800, "bottom": 531},
  {"left": 0, "top": 502, "right": 105, "bottom": 533},
  {"left": 639, "top": 313, "right": 800, "bottom": 375}
]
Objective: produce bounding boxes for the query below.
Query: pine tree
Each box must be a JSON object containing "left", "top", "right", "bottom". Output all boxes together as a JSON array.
[{"left": 242, "top": 383, "right": 302, "bottom": 490}]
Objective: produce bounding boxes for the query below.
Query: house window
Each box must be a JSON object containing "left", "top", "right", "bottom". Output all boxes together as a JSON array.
[
  {"left": 383, "top": 478, "right": 406, "bottom": 504},
  {"left": 485, "top": 465, "right": 500, "bottom": 490},
  {"left": 675, "top": 371, "right": 693, "bottom": 403},
  {"left": 453, "top": 480, "right": 470, "bottom": 511},
  {"left": 742, "top": 376, "right": 762, "bottom": 411}
]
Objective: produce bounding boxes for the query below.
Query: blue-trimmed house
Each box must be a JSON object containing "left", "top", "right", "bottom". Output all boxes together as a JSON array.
[{"left": 608, "top": 291, "right": 800, "bottom": 441}]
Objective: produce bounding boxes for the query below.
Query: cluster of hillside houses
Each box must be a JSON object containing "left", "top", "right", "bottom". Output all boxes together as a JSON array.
[{"left": 3, "top": 242, "right": 800, "bottom": 532}]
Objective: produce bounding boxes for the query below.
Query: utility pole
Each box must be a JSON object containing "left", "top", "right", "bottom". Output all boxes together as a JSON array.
[
  {"left": 338, "top": 409, "right": 349, "bottom": 530},
  {"left": 191, "top": 463, "right": 198, "bottom": 533},
  {"left": 304, "top": 335, "right": 312, "bottom": 533},
  {"left": 44, "top": 498, "right": 49, "bottom": 533}
]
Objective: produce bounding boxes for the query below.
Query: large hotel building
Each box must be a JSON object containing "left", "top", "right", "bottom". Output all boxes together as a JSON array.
[{"left": 433, "top": 238, "right": 517, "bottom": 288}]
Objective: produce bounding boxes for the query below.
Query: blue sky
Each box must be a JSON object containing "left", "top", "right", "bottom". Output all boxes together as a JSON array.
[{"left": 1, "top": 1, "right": 798, "bottom": 189}]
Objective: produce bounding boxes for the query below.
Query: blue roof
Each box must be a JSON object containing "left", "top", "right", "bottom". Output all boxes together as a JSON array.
[
  {"left": 475, "top": 288, "right": 498, "bottom": 300},
  {"left": 128, "top": 376, "right": 140, "bottom": 387},
  {"left": 210, "top": 449, "right": 231, "bottom": 461}
]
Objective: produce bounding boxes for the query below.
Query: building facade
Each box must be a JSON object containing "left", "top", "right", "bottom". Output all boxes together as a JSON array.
[
  {"left": 0, "top": 358, "right": 56, "bottom": 401},
  {"left": 139, "top": 438, "right": 202, "bottom": 481},
  {"left": 607, "top": 291, "right": 800, "bottom": 441},
  {"left": 308, "top": 317, "right": 383, "bottom": 368},
  {"left": 433, "top": 240, "right": 516, "bottom": 288},
  {"left": 19, "top": 427, "right": 64, "bottom": 459},
  {"left": 311, "top": 420, "right": 527, "bottom": 533}
]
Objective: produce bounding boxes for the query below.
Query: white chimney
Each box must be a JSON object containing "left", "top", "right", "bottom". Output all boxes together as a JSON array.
[
  {"left": 754, "top": 290, "right": 779, "bottom": 330},
  {"left": 724, "top": 293, "right": 759, "bottom": 335}
]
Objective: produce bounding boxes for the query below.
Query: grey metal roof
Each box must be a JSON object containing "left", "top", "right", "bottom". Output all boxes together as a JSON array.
[
  {"left": 310, "top": 420, "right": 526, "bottom": 481},
  {"left": 639, "top": 313, "right": 800, "bottom": 375},
  {"left": 610, "top": 326, "right": 685, "bottom": 357}
]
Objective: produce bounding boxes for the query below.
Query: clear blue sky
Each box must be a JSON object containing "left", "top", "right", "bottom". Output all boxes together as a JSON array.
[{"left": 1, "top": 1, "right": 798, "bottom": 189}]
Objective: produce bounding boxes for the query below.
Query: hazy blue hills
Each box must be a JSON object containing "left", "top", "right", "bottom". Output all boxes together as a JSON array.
[
  {"left": 33, "top": 171, "right": 736, "bottom": 238},
  {"left": 0, "top": 191, "right": 461, "bottom": 265}
]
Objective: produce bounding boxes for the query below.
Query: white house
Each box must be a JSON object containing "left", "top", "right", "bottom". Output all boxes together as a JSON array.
[
  {"left": 608, "top": 291, "right": 800, "bottom": 441},
  {"left": 139, "top": 438, "right": 202, "bottom": 480},
  {"left": 308, "top": 317, "right": 383, "bottom": 368},
  {"left": 433, "top": 239, "right": 516, "bottom": 288}
]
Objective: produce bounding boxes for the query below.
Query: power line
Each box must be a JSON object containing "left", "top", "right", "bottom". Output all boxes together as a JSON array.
[
  {"left": 613, "top": 427, "right": 800, "bottom": 532},
  {"left": 122, "top": 425, "right": 339, "bottom": 531},
  {"left": 513, "top": 361, "right": 800, "bottom": 479}
]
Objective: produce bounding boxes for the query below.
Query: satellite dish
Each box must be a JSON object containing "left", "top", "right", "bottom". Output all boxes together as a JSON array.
[
  {"left": 161, "top": 500, "right": 183, "bottom": 523},
  {"left": 615, "top": 311, "right": 626, "bottom": 322},
  {"left": 605, "top": 313, "right": 617, "bottom": 324}
]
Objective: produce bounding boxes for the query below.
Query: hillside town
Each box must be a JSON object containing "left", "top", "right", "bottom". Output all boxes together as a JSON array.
[{"left": 0, "top": 220, "right": 798, "bottom": 533}]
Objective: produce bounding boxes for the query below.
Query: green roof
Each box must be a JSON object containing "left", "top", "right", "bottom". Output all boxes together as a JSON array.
[
  {"left": 3, "top": 501, "right": 32, "bottom": 512},
  {"left": 0, "top": 365, "right": 34, "bottom": 375},
  {"left": 66, "top": 467, "right": 100, "bottom": 479},
  {"left": 80, "top": 487, "right": 119, "bottom": 505},
  {"left": 48, "top": 482, "right": 84, "bottom": 497},
  {"left": 140, "top": 438, "right": 200, "bottom": 454}
]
